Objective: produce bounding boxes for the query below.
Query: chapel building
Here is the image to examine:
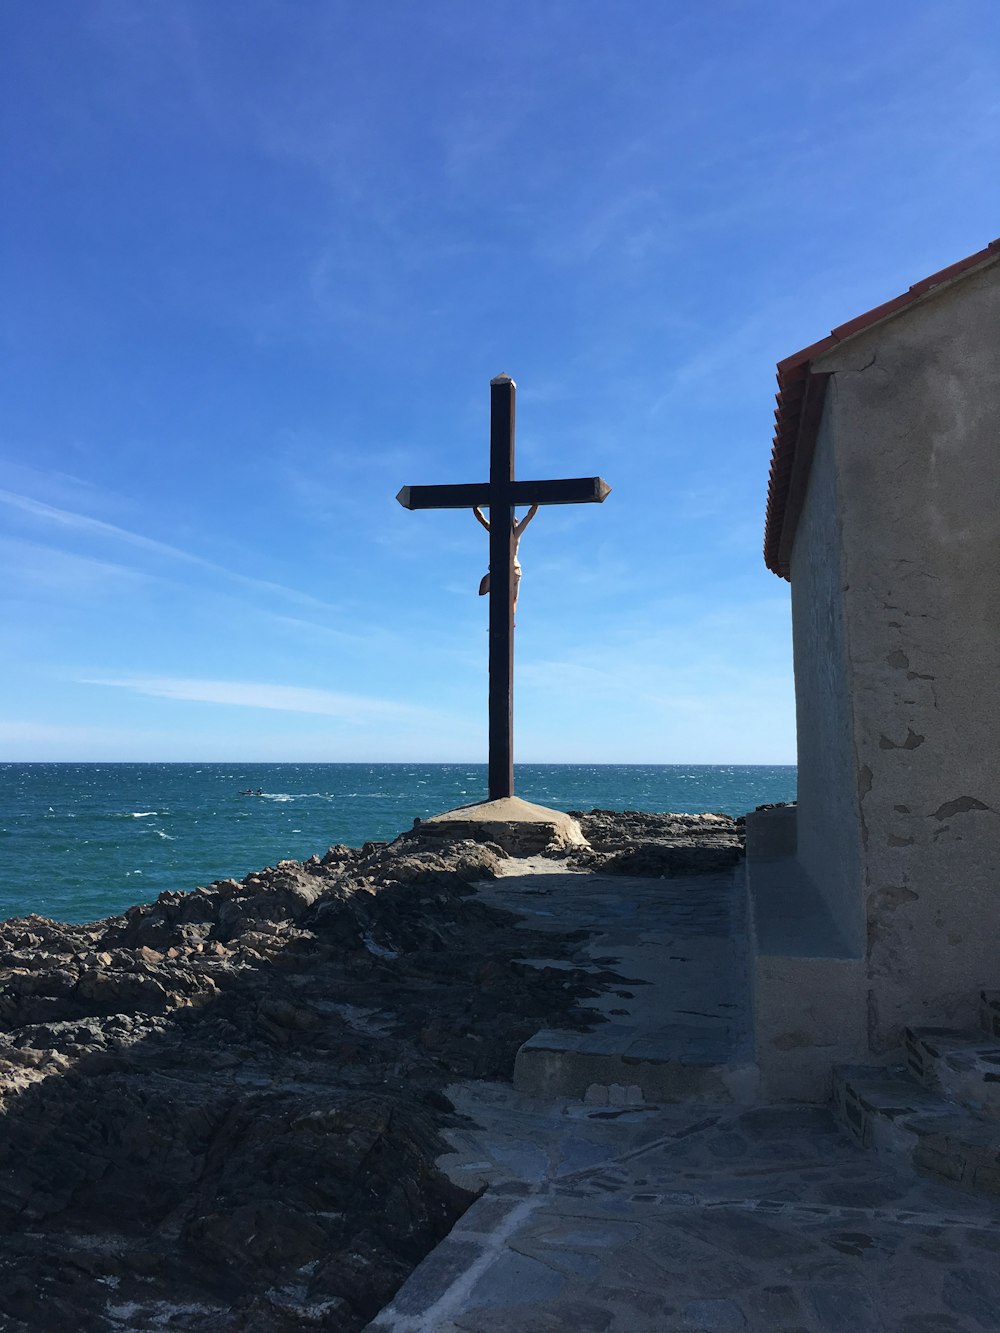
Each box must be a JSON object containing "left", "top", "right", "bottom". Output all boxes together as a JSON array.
[{"left": 747, "top": 238, "right": 1000, "bottom": 1099}]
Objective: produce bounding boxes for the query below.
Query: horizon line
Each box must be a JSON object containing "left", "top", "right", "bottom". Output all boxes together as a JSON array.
[{"left": 0, "top": 758, "right": 798, "bottom": 768}]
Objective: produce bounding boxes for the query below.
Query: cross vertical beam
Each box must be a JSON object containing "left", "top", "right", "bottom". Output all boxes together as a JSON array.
[
  {"left": 395, "top": 375, "right": 610, "bottom": 803},
  {"left": 488, "top": 375, "right": 515, "bottom": 799}
]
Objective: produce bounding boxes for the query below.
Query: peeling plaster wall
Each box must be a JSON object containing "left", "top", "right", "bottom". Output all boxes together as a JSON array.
[
  {"left": 789, "top": 411, "right": 865, "bottom": 956},
  {"left": 807, "top": 263, "right": 1000, "bottom": 1052}
]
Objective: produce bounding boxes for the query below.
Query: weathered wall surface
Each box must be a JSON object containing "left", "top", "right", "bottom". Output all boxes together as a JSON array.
[
  {"left": 789, "top": 408, "right": 866, "bottom": 956},
  {"left": 808, "top": 263, "right": 1000, "bottom": 1052}
]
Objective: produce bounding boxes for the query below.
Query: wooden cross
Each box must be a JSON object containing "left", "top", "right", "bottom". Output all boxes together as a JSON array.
[{"left": 397, "top": 374, "right": 611, "bottom": 801}]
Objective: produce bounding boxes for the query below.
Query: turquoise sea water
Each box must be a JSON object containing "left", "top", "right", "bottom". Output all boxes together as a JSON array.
[{"left": 0, "top": 763, "right": 796, "bottom": 924}]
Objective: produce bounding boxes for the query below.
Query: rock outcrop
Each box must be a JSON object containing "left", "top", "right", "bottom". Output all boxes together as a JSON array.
[
  {"left": 0, "top": 811, "right": 743, "bottom": 1330},
  {"left": 570, "top": 808, "right": 743, "bottom": 876},
  {"left": 0, "top": 834, "right": 605, "bottom": 1330}
]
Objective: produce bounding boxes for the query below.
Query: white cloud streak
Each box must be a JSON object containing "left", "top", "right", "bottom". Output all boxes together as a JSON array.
[
  {"left": 0, "top": 488, "right": 338, "bottom": 613},
  {"left": 81, "top": 675, "right": 425, "bottom": 724},
  {"left": 0, "top": 536, "right": 147, "bottom": 594}
]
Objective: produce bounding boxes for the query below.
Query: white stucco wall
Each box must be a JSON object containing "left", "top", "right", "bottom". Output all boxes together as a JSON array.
[
  {"left": 794, "top": 260, "right": 1000, "bottom": 1052},
  {"left": 789, "top": 409, "right": 865, "bottom": 956}
]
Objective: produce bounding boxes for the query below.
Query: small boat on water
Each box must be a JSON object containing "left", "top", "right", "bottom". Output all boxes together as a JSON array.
[{"left": 239, "top": 788, "right": 265, "bottom": 796}]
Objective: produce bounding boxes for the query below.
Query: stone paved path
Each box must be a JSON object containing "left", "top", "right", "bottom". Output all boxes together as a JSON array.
[
  {"left": 370, "top": 1085, "right": 1000, "bottom": 1332},
  {"left": 367, "top": 861, "right": 1000, "bottom": 1333},
  {"left": 474, "top": 858, "right": 756, "bottom": 1103}
]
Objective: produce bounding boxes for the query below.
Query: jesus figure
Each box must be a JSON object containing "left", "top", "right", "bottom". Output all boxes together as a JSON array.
[{"left": 473, "top": 503, "right": 538, "bottom": 613}]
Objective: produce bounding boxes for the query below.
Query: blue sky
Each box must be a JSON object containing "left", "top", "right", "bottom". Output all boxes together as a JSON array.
[{"left": 3, "top": 1, "right": 998, "bottom": 764}]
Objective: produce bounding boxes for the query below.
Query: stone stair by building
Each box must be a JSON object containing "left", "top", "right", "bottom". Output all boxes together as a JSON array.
[
  {"left": 833, "top": 990, "right": 1000, "bottom": 1200},
  {"left": 512, "top": 1019, "right": 746, "bottom": 1104},
  {"left": 471, "top": 861, "right": 759, "bottom": 1107}
]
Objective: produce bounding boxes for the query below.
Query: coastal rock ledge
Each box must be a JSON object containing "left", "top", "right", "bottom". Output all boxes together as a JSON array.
[{"left": 0, "top": 810, "right": 741, "bottom": 1331}]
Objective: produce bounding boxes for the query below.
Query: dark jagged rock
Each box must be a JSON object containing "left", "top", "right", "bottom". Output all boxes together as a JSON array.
[
  {"left": 568, "top": 808, "right": 743, "bottom": 876},
  {"left": 0, "top": 833, "right": 599, "bottom": 1330},
  {"left": 0, "top": 813, "right": 738, "bottom": 1330}
]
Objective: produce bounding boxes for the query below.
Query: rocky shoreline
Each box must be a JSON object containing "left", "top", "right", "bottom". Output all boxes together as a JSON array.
[{"left": 0, "top": 811, "right": 742, "bottom": 1331}]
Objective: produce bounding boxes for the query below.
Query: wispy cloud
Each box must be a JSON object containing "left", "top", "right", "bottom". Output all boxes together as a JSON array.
[
  {"left": 535, "top": 189, "right": 677, "bottom": 270},
  {"left": 0, "top": 461, "right": 105, "bottom": 509},
  {"left": 0, "top": 488, "right": 339, "bottom": 613},
  {"left": 264, "top": 612, "right": 404, "bottom": 655},
  {"left": 81, "top": 675, "right": 427, "bottom": 724},
  {"left": 0, "top": 536, "right": 148, "bottom": 596}
]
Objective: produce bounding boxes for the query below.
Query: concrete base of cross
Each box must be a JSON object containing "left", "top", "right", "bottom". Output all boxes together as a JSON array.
[{"left": 412, "top": 796, "right": 588, "bottom": 857}]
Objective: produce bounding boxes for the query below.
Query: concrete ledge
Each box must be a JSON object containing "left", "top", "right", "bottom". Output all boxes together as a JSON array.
[
  {"left": 749, "top": 854, "right": 855, "bottom": 960},
  {"left": 747, "top": 847, "right": 866, "bottom": 1101},
  {"left": 754, "top": 953, "right": 866, "bottom": 1101},
  {"left": 513, "top": 1022, "right": 744, "bottom": 1103},
  {"left": 744, "top": 805, "right": 797, "bottom": 859}
]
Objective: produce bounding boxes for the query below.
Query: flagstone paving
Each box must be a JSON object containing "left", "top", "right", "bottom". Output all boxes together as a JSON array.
[
  {"left": 369, "top": 1086, "right": 1000, "bottom": 1332},
  {"left": 367, "top": 859, "right": 1000, "bottom": 1332}
]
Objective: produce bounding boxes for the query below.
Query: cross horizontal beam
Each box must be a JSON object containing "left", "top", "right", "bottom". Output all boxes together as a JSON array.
[
  {"left": 396, "top": 375, "right": 611, "bottom": 802},
  {"left": 396, "top": 476, "right": 611, "bottom": 511}
]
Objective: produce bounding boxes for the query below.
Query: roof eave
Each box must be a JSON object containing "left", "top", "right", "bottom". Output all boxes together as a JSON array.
[{"left": 763, "top": 238, "right": 1000, "bottom": 580}]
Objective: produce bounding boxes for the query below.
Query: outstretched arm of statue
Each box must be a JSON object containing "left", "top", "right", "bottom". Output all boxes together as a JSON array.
[
  {"left": 517, "top": 501, "right": 541, "bottom": 533},
  {"left": 472, "top": 505, "right": 490, "bottom": 532}
]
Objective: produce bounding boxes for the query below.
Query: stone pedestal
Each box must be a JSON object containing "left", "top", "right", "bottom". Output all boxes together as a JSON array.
[{"left": 410, "top": 796, "right": 588, "bottom": 857}]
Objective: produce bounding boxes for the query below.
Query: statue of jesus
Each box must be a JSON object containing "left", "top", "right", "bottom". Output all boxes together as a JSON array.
[{"left": 473, "top": 503, "right": 538, "bottom": 613}]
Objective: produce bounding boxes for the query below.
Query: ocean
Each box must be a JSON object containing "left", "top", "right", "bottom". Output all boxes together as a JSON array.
[{"left": 0, "top": 762, "right": 795, "bottom": 924}]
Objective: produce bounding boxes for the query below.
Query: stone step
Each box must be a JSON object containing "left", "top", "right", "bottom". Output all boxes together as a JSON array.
[
  {"left": 904, "top": 1024, "right": 1000, "bottom": 1120},
  {"left": 833, "top": 1063, "right": 955, "bottom": 1148},
  {"left": 980, "top": 990, "right": 1000, "bottom": 1039},
  {"left": 513, "top": 1022, "right": 756, "bottom": 1105},
  {"left": 833, "top": 1063, "right": 1000, "bottom": 1200}
]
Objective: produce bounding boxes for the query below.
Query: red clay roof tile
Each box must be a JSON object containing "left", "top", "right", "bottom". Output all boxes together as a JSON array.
[{"left": 763, "top": 238, "right": 1000, "bottom": 578}]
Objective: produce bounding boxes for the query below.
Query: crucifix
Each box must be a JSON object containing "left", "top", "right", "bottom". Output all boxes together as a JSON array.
[{"left": 396, "top": 374, "right": 611, "bottom": 801}]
